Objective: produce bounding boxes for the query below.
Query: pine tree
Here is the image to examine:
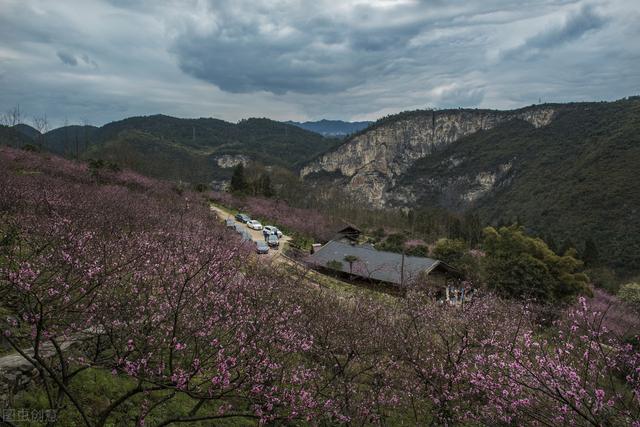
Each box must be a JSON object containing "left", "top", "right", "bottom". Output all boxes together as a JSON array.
[
  {"left": 582, "top": 237, "right": 599, "bottom": 266},
  {"left": 447, "top": 217, "right": 462, "bottom": 239},
  {"left": 259, "top": 174, "right": 274, "bottom": 197},
  {"left": 230, "top": 164, "right": 247, "bottom": 194},
  {"left": 544, "top": 235, "right": 559, "bottom": 253}
]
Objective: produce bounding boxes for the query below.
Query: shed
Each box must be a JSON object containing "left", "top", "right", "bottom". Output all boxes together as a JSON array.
[{"left": 332, "top": 224, "right": 362, "bottom": 243}]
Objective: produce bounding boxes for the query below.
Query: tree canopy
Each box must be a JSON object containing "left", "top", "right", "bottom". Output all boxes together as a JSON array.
[
  {"left": 229, "top": 163, "right": 248, "bottom": 193},
  {"left": 481, "top": 225, "right": 590, "bottom": 303}
]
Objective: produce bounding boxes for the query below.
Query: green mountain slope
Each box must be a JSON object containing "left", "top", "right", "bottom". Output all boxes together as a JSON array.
[
  {"left": 0, "top": 125, "right": 36, "bottom": 148},
  {"left": 1, "top": 115, "right": 340, "bottom": 183},
  {"left": 395, "top": 98, "right": 640, "bottom": 274},
  {"left": 286, "top": 119, "right": 373, "bottom": 136},
  {"left": 13, "top": 123, "right": 41, "bottom": 139}
]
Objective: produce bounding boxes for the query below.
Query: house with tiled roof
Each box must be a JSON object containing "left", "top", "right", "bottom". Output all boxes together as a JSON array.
[{"left": 307, "top": 239, "right": 461, "bottom": 287}]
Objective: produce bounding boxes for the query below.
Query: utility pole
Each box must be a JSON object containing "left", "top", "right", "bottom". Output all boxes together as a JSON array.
[
  {"left": 400, "top": 248, "right": 405, "bottom": 287},
  {"left": 64, "top": 116, "right": 69, "bottom": 156}
]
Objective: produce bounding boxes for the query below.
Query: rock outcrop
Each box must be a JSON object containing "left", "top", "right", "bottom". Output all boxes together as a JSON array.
[
  {"left": 214, "top": 154, "right": 249, "bottom": 169},
  {"left": 300, "top": 107, "right": 555, "bottom": 207}
]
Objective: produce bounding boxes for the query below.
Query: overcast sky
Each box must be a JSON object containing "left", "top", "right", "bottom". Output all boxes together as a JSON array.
[{"left": 1, "top": 0, "right": 638, "bottom": 127}]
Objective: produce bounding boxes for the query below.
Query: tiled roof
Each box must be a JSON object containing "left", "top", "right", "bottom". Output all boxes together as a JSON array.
[{"left": 307, "top": 240, "right": 453, "bottom": 285}]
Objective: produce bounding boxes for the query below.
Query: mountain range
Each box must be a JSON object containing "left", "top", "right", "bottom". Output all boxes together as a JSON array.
[
  {"left": 286, "top": 119, "right": 372, "bottom": 136},
  {"left": 2, "top": 98, "right": 639, "bottom": 276},
  {"left": 4, "top": 115, "right": 340, "bottom": 183},
  {"left": 301, "top": 97, "right": 640, "bottom": 275}
]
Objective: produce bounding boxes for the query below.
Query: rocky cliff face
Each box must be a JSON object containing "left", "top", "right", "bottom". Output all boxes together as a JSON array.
[
  {"left": 214, "top": 154, "right": 249, "bottom": 168},
  {"left": 300, "top": 107, "right": 556, "bottom": 207}
]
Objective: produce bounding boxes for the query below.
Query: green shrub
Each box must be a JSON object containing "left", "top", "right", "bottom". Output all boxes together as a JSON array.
[
  {"left": 431, "top": 238, "right": 466, "bottom": 265},
  {"left": 618, "top": 282, "right": 640, "bottom": 311},
  {"left": 481, "top": 225, "right": 590, "bottom": 303}
]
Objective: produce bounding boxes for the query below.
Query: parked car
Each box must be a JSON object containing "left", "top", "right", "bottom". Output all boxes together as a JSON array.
[
  {"left": 240, "top": 231, "right": 252, "bottom": 241},
  {"left": 234, "top": 224, "right": 244, "bottom": 233},
  {"left": 256, "top": 240, "right": 269, "bottom": 254},
  {"left": 266, "top": 234, "right": 279, "bottom": 248},
  {"left": 246, "top": 220, "right": 263, "bottom": 230},
  {"left": 235, "top": 213, "right": 251, "bottom": 223},
  {"left": 263, "top": 225, "right": 283, "bottom": 238},
  {"left": 225, "top": 218, "right": 235, "bottom": 228}
]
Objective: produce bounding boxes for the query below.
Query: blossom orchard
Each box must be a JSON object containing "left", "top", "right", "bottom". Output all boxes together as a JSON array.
[
  {"left": 0, "top": 148, "right": 337, "bottom": 424},
  {"left": 1, "top": 147, "right": 639, "bottom": 425}
]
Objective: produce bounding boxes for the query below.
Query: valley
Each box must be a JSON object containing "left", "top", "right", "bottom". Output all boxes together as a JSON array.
[{"left": 2, "top": 1, "right": 639, "bottom": 424}]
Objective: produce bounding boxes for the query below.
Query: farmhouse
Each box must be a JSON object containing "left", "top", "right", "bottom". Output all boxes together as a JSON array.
[
  {"left": 307, "top": 239, "right": 461, "bottom": 287},
  {"left": 332, "top": 224, "right": 362, "bottom": 243}
]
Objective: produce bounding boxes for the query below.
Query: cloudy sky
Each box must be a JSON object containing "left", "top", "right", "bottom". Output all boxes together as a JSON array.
[{"left": 0, "top": 0, "right": 638, "bottom": 127}]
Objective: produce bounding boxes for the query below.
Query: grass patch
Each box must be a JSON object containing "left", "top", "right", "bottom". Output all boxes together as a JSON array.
[{"left": 12, "top": 368, "right": 258, "bottom": 426}]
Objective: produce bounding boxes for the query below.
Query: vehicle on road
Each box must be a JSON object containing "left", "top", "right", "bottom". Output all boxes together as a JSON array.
[
  {"left": 247, "top": 220, "right": 263, "bottom": 230},
  {"left": 256, "top": 240, "right": 269, "bottom": 254},
  {"left": 263, "top": 225, "right": 283, "bottom": 238},
  {"left": 266, "top": 234, "right": 279, "bottom": 248},
  {"left": 225, "top": 218, "right": 235, "bottom": 228},
  {"left": 235, "top": 213, "right": 251, "bottom": 223}
]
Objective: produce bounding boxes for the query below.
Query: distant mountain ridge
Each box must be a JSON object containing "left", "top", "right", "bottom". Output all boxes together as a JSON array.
[
  {"left": 286, "top": 119, "right": 372, "bottom": 136},
  {"left": 3, "top": 114, "right": 340, "bottom": 184}
]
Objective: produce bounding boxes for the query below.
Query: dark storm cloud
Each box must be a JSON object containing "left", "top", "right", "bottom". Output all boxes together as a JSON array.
[
  {"left": 57, "top": 51, "right": 78, "bottom": 66},
  {"left": 170, "top": 1, "right": 463, "bottom": 95},
  {"left": 503, "top": 4, "right": 608, "bottom": 60},
  {"left": 0, "top": 0, "right": 638, "bottom": 126}
]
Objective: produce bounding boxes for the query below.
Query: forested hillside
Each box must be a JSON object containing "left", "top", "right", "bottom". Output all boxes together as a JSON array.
[
  {"left": 397, "top": 98, "right": 640, "bottom": 274},
  {"left": 301, "top": 97, "right": 640, "bottom": 277},
  {"left": 286, "top": 119, "right": 372, "bottom": 136},
  {"left": 6, "top": 114, "right": 340, "bottom": 184}
]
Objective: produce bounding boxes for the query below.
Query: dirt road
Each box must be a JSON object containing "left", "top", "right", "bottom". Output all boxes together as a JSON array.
[{"left": 209, "top": 204, "right": 292, "bottom": 261}]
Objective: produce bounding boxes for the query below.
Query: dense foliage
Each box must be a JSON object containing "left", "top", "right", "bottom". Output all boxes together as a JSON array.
[
  {"left": 481, "top": 225, "right": 590, "bottom": 303},
  {"left": 619, "top": 282, "right": 640, "bottom": 312}
]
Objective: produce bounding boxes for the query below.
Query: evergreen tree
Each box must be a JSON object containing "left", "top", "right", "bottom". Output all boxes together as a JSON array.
[
  {"left": 582, "top": 237, "right": 599, "bottom": 266},
  {"left": 230, "top": 164, "right": 248, "bottom": 194},
  {"left": 481, "top": 225, "right": 589, "bottom": 303},
  {"left": 544, "top": 235, "right": 558, "bottom": 253},
  {"left": 447, "top": 217, "right": 463, "bottom": 239},
  {"left": 462, "top": 212, "right": 482, "bottom": 246},
  {"left": 559, "top": 238, "right": 577, "bottom": 256},
  {"left": 259, "top": 173, "right": 274, "bottom": 197},
  {"left": 432, "top": 238, "right": 466, "bottom": 265}
]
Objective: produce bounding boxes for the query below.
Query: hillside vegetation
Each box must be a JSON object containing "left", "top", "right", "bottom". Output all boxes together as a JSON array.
[
  {"left": 397, "top": 98, "right": 640, "bottom": 275},
  {"left": 286, "top": 119, "right": 372, "bottom": 136},
  {"left": 5, "top": 115, "right": 340, "bottom": 184}
]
